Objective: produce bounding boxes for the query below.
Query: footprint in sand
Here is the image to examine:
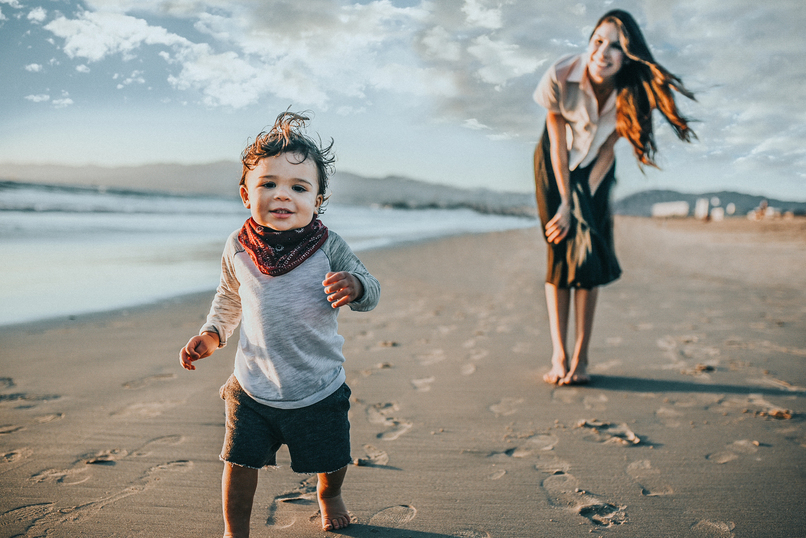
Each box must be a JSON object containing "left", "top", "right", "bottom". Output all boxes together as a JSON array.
[
  {"left": 111, "top": 400, "right": 184, "bottom": 418},
  {"left": 527, "top": 433, "right": 559, "bottom": 451},
  {"left": 0, "top": 424, "right": 25, "bottom": 435},
  {"left": 267, "top": 477, "right": 318, "bottom": 529},
  {"left": 0, "top": 502, "right": 55, "bottom": 537},
  {"left": 30, "top": 467, "right": 92, "bottom": 485},
  {"left": 583, "top": 394, "right": 608, "bottom": 411},
  {"left": 487, "top": 468, "right": 506, "bottom": 480},
  {"left": 488, "top": 398, "right": 523, "bottom": 417},
  {"left": 411, "top": 376, "right": 435, "bottom": 392},
  {"left": 453, "top": 530, "right": 491, "bottom": 538},
  {"left": 353, "top": 444, "right": 390, "bottom": 467},
  {"left": 626, "top": 460, "right": 673, "bottom": 496},
  {"left": 655, "top": 406, "right": 684, "bottom": 427},
  {"left": 460, "top": 363, "right": 476, "bottom": 376},
  {"left": 534, "top": 454, "right": 571, "bottom": 474},
  {"left": 34, "top": 413, "right": 65, "bottom": 424},
  {"left": 130, "top": 434, "right": 185, "bottom": 457},
  {"left": 577, "top": 420, "right": 641, "bottom": 446},
  {"left": 0, "top": 377, "right": 15, "bottom": 390},
  {"left": 366, "top": 403, "right": 413, "bottom": 440},
  {"left": 1, "top": 447, "right": 33, "bottom": 463},
  {"left": 417, "top": 349, "right": 445, "bottom": 366},
  {"left": 82, "top": 448, "right": 128, "bottom": 465},
  {"left": 541, "top": 472, "right": 627, "bottom": 527},
  {"left": 368, "top": 505, "right": 417, "bottom": 527},
  {"left": 706, "top": 439, "right": 759, "bottom": 465},
  {"left": 25, "top": 460, "right": 193, "bottom": 534},
  {"left": 122, "top": 373, "right": 177, "bottom": 389},
  {"left": 690, "top": 519, "right": 736, "bottom": 537}
]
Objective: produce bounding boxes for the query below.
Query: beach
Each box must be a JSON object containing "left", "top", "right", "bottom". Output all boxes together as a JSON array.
[{"left": 1, "top": 216, "right": 804, "bottom": 537}]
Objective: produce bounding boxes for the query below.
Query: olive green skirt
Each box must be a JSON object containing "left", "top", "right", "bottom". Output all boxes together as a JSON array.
[{"left": 534, "top": 127, "right": 621, "bottom": 289}]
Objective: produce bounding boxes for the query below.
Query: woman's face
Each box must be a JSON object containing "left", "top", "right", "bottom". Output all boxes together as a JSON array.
[{"left": 586, "top": 21, "right": 625, "bottom": 84}]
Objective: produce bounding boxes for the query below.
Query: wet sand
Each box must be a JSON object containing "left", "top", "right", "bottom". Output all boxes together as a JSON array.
[{"left": 1, "top": 216, "right": 804, "bottom": 537}]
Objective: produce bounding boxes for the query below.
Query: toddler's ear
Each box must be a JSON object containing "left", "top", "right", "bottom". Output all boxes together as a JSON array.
[
  {"left": 240, "top": 185, "right": 251, "bottom": 208},
  {"left": 315, "top": 194, "right": 324, "bottom": 210}
]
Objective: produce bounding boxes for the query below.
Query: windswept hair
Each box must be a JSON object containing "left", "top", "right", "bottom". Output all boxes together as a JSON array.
[
  {"left": 240, "top": 111, "right": 335, "bottom": 213},
  {"left": 595, "top": 10, "right": 696, "bottom": 168}
]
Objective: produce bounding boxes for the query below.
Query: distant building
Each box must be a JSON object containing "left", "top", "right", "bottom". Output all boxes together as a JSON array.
[
  {"left": 651, "top": 201, "right": 690, "bottom": 218},
  {"left": 694, "top": 198, "right": 710, "bottom": 220}
]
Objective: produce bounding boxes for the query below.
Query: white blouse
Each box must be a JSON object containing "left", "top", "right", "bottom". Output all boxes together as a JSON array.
[{"left": 533, "top": 53, "right": 617, "bottom": 170}]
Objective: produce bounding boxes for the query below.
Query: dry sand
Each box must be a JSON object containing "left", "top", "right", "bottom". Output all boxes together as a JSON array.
[{"left": 1, "top": 216, "right": 804, "bottom": 537}]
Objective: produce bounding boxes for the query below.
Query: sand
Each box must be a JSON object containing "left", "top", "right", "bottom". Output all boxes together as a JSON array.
[{"left": 1, "top": 216, "right": 804, "bottom": 537}]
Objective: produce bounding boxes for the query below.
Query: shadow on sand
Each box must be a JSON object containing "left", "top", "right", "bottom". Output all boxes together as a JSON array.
[
  {"left": 588, "top": 375, "right": 805, "bottom": 397},
  {"left": 333, "top": 525, "right": 469, "bottom": 537}
]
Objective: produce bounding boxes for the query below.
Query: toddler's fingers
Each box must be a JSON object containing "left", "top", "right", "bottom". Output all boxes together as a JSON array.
[{"left": 179, "top": 348, "right": 197, "bottom": 370}]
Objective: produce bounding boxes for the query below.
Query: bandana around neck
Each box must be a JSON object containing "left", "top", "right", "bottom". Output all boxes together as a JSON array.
[{"left": 238, "top": 217, "right": 329, "bottom": 276}]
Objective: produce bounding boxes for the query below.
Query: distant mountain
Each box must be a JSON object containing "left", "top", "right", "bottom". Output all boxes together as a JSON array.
[
  {"left": 613, "top": 190, "right": 806, "bottom": 217},
  {"left": 2, "top": 162, "right": 803, "bottom": 218}
]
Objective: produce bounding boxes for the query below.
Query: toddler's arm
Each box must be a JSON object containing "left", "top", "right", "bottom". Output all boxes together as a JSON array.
[
  {"left": 323, "top": 272, "right": 364, "bottom": 308},
  {"left": 180, "top": 331, "right": 220, "bottom": 371}
]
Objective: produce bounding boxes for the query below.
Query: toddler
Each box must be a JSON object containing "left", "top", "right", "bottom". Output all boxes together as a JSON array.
[{"left": 180, "top": 111, "right": 380, "bottom": 536}]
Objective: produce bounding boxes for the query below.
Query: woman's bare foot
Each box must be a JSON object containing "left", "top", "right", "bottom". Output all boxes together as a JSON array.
[
  {"left": 560, "top": 360, "right": 589, "bottom": 385},
  {"left": 543, "top": 356, "right": 567, "bottom": 384},
  {"left": 318, "top": 492, "right": 351, "bottom": 531}
]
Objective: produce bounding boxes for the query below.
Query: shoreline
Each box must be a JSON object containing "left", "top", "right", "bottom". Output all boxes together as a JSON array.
[{"left": 1, "top": 219, "right": 804, "bottom": 537}]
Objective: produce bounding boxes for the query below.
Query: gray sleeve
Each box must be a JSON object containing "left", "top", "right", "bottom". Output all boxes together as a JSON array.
[
  {"left": 200, "top": 232, "right": 243, "bottom": 347},
  {"left": 322, "top": 232, "right": 380, "bottom": 312}
]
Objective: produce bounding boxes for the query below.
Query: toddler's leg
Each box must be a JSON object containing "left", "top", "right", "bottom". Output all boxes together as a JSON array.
[
  {"left": 317, "top": 466, "right": 350, "bottom": 531},
  {"left": 222, "top": 462, "right": 258, "bottom": 538}
]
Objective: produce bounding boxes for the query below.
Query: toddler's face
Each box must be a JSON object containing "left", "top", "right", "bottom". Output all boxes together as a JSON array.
[{"left": 240, "top": 153, "right": 323, "bottom": 232}]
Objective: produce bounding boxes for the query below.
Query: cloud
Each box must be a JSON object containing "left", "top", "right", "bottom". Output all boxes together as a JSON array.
[
  {"left": 52, "top": 97, "right": 74, "bottom": 108},
  {"left": 44, "top": 11, "right": 191, "bottom": 62},
  {"left": 27, "top": 7, "right": 46, "bottom": 23},
  {"left": 463, "top": 118, "right": 491, "bottom": 130},
  {"left": 34, "top": 0, "right": 806, "bottom": 185},
  {"left": 0, "top": 0, "right": 21, "bottom": 8},
  {"left": 75, "top": 64, "right": 90, "bottom": 73},
  {"left": 25, "top": 63, "right": 43, "bottom": 72},
  {"left": 462, "top": 0, "right": 503, "bottom": 29},
  {"left": 467, "top": 35, "right": 544, "bottom": 87},
  {"left": 24, "top": 94, "right": 50, "bottom": 102}
]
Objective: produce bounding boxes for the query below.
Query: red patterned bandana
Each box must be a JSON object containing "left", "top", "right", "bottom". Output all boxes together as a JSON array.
[{"left": 238, "top": 217, "right": 329, "bottom": 276}]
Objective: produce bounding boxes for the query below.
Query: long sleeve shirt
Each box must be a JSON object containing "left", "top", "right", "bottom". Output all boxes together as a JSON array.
[{"left": 201, "top": 229, "right": 380, "bottom": 409}]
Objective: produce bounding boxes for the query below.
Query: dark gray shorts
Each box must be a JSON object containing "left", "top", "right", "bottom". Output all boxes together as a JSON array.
[{"left": 219, "top": 375, "right": 352, "bottom": 473}]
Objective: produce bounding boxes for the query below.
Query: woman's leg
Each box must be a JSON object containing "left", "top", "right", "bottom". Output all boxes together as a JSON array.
[
  {"left": 222, "top": 462, "right": 258, "bottom": 538},
  {"left": 562, "top": 287, "right": 599, "bottom": 385},
  {"left": 543, "top": 283, "right": 571, "bottom": 383}
]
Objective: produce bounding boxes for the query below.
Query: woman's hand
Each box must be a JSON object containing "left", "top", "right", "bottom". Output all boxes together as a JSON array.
[{"left": 545, "top": 200, "right": 572, "bottom": 244}]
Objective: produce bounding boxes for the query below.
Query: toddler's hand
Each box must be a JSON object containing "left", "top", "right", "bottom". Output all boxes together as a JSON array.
[
  {"left": 180, "top": 332, "right": 219, "bottom": 370},
  {"left": 323, "top": 272, "right": 363, "bottom": 308}
]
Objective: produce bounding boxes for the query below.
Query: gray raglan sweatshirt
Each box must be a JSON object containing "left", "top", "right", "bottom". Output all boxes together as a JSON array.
[{"left": 201, "top": 229, "right": 380, "bottom": 409}]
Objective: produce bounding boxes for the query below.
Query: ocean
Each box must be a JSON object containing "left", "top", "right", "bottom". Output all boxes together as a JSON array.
[{"left": 0, "top": 181, "right": 536, "bottom": 326}]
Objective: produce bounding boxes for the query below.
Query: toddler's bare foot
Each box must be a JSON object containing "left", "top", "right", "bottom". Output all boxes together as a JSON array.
[
  {"left": 318, "top": 492, "right": 350, "bottom": 531},
  {"left": 543, "top": 357, "right": 567, "bottom": 384}
]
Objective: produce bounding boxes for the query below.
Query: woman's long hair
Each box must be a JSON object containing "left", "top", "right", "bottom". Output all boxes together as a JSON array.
[{"left": 594, "top": 10, "right": 696, "bottom": 168}]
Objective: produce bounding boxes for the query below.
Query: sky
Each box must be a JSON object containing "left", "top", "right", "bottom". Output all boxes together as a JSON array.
[{"left": 0, "top": 0, "right": 804, "bottom": 201}]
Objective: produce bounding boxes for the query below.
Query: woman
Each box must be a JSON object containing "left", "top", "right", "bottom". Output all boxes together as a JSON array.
[{"left": 533, "top": 9, "right": 695, "bottom": 385}]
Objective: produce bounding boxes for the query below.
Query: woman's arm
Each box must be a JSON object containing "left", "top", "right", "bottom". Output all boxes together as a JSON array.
[
  {"left": 587, "top": 130, "right": 619, "bottom": 195},
  {"left": 541, "top": 111, "right": 572, "bottom": 244}
]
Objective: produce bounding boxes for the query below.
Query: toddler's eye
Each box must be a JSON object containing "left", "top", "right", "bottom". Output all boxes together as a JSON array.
[
  {"left": 263, "top": 181, "right": 276, "bottom": 188},
  {"left": 293, "top": 185, "right": 307, "bottom": 192}
]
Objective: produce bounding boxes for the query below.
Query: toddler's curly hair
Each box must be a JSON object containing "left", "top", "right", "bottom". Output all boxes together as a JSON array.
[{"left": 240, "top": 111, "right": 335, "bottom": 213}]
